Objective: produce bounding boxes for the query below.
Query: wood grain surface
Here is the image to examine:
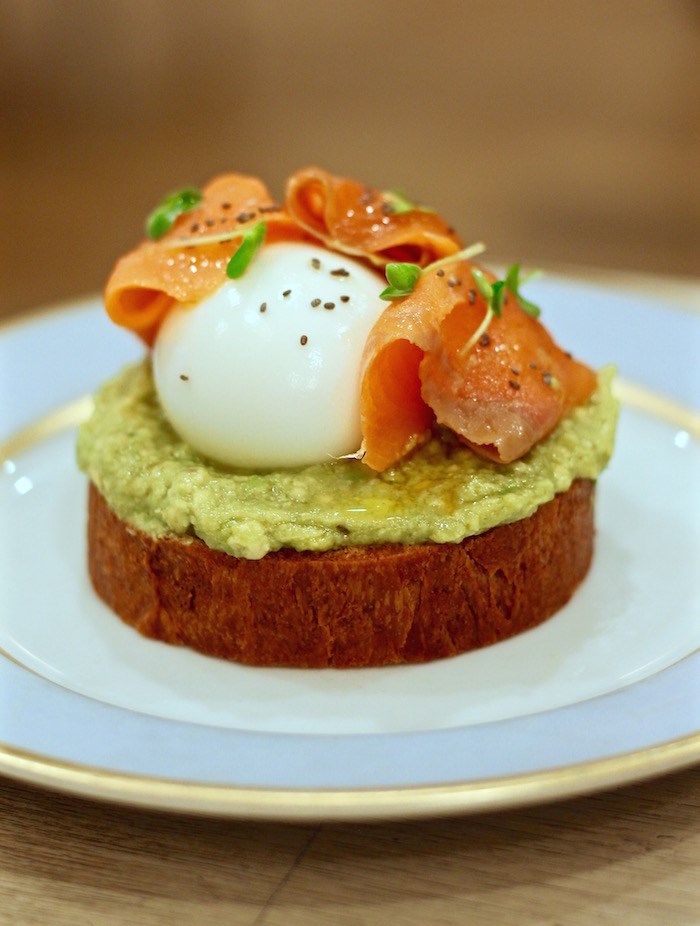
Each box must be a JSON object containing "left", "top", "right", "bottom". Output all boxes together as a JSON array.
[{"left": 1, "top": 767, "right": 699, "bottom": 926}]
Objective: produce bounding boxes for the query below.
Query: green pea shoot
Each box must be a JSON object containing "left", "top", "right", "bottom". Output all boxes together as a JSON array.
[
  {"left": 226, "top": 221, "right": 267, "bottom": 279},
  {"left": 146, "top": 188, "right": 203, "bottom": 240}
]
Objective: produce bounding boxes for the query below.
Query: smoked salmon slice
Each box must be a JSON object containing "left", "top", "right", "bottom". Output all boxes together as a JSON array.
[
  {"left": 359, "top": 261, "right": 597, "bottom": 470},
  {"left": 105, "top": 167, "right": 460, "bottom": 347},
  {"left": 285, "top": 166, "right": 462, "bottom": 267},
  {"left": 105, "top": 174, "right": 307, "bottom": 346},
  {"left": 103, "top": 166, "right": 596, "bottom": 471}
]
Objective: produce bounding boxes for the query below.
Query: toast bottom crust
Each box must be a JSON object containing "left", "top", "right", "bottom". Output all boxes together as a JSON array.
[{"left": 87, "top": 479, "right": 595, "bottom": 668}]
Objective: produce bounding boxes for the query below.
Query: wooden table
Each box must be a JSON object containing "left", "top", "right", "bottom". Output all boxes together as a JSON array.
[
  {"left": 1, "top": 767, "right": 699, "bottom": 925},
  {"left": 2, "top": 272, "right": 698, "bottom": 924}
]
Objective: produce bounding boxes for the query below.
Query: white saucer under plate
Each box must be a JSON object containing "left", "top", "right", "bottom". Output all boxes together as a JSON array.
[{"left": 1, "top": 273, "right": 698, "bottom": 821}]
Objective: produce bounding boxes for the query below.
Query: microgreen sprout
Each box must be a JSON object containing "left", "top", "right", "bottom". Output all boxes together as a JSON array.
[
  {"left": 382, "top": 189, "right": 435, "bottom": 215},
  {"left": 505, "top": 263, "right": 542, "bottom": 318},
  {"left": 146, "top": 188, "right": 203, "bottom": 240},
  {"left": 162, "top": 230, "right": 240, "bottom": 249},
  {"left": 379, "top": 262, "right": 422, "bottom": 300},
  {"left": 225, "top": 220, "right": 267, "bottom": 278},
  {"left": 379, "top": 242, "right": 487, "bottom": 301},
  {"left": 461, "top": 264, "right": 543, "bottom": 357}
]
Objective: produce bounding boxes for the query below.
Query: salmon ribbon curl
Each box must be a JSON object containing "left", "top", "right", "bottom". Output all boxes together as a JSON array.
[
  {"left": 104, "top": 174, "right": 307, "bottom": 346},
  {"left": 359, "top": 262, "right": 597, "bottom": 469},
  {"left": 284, "top": 166, "right": 462, "bottom": 267},
  {"left": 103, "top": 166, "right": 595, "bottom": 469},
  {"left": 104, "top": 167, "right": 461, "bottom": 347}
]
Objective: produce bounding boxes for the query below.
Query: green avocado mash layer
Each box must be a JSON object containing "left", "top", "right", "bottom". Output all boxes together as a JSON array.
[{"left": 77, "top": 361, "right": 618, "bottom": 560}]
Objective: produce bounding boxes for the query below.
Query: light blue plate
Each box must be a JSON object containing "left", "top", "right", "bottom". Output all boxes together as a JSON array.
[{"left": 1, "top": 278, "right": 698, "bottom": 821}]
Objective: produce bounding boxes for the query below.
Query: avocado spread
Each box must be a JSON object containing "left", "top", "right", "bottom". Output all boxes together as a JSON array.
[{"left": 77, "top": 361, "right": 618, "bottom": 560}]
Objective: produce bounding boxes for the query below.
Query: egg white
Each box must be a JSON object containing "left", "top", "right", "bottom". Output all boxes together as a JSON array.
[{"left": 153, "top": 242, "right": 387, "bottom": 469}]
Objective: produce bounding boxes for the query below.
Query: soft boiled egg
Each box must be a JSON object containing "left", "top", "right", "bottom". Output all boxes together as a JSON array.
[{"left": 153, "top": 242, "right": 388, "bottom": 469}]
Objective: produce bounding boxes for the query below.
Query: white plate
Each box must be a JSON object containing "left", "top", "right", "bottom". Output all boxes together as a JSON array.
[{"left": 1, "top": 277, "right": 699, "bottom": 821}]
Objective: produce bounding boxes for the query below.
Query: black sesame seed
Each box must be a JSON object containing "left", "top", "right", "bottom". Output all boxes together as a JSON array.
[
  {"left": 436, "top": 268, "right": 445, "bottom": 277},
  {"left": 205, "top": 219, "right": 215, "bottom": 227},
  {"left": 236, "top": 210, "right": 256, "bottom": 223},
  {"left": 510, "top": 367, "right": 520, "bottom": 376},
  {"left": 283, "top": 289, "right": 291, "bottom": 297},
  {"left": 479, "top": 333, "right": 491, "bottom": 347},
  {"left": 529, "top": 362, "right": 538, "bottom": 370},
  {"left": 179, "top": 374, "right": 189, "bottom": 381},
  {"left": 259, "top": 302, "right": 267, "bottom": 313},
  {"left": 509, "top": 380, "right": 520, "bottom": 390},
  {"left": 324, "top": 302, "right": 335, "bottom": 310},
  {"left": 300, "top": 335, "right": 308, "bottom": 345},
  {"left": 311, "top": 298, "right": 321, "bottom": 307},
  {"left": 468, "top": 289, "right": 476, "bottom": 305},
  {"left": 447, "top": 276, "right": 461, "bottom": 288},
  {"left": 340, "top": 295, "right": 350, "bottom": 303},
  {"left": 331, "top": 268, "right": 349, "bottom": 277},
  {"left": 311, "top": 258, "right": 321, "bottom": 269},
  {"left": 190, "top": 223, "right": 200, "bottom": 233},
  {"left": 221, "top": 202, "right": 232, "bottom": 209},
  {"left": 565, "top": 351, "right": 572, "bottom": 359}
]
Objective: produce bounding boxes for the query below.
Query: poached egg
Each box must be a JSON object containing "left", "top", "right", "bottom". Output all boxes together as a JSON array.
[{"left": 153, "top": 242, "right": 387, "bottom": 469}]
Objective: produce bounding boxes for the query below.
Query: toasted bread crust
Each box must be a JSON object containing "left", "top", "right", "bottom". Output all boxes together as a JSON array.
[{"left": 87, "top": 479, "right": 595, "bottom": 667}]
